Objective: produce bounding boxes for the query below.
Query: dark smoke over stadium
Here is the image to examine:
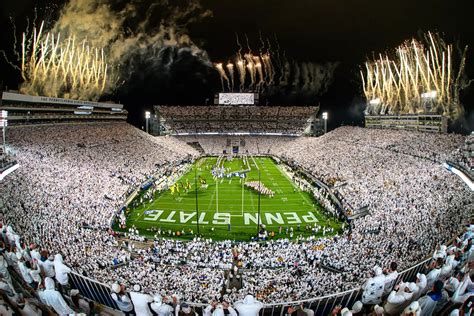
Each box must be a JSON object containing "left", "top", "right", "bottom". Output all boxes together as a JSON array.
[
  {"left": 5, "top": 0, "right": 215, "bottom": 102},
  {"left": 4, "top": 0, "right": 345, "bottom": 110}
]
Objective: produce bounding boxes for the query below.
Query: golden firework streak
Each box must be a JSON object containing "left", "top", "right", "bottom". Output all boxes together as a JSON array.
[
  {"left": 361, "top": 32, "right": 466, "bottom": 119},
  {"left": 20, "top": 21, "right": 111, "bottom": 100}
]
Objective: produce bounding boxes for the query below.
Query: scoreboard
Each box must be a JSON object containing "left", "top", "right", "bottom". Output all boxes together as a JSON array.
[{"left": 216, "top": 93, "right": 258, "bottom": 105}]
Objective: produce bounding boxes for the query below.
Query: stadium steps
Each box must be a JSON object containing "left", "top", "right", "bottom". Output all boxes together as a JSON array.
[
  {"left": 347, "top": 206, "right": 370, "bottom": 220},
  {"left": 187, "top": 142, "right": 206, "bottom": 154},
  {"left": 320, "top": 264, "right": 344, "bottom": 274},
  {"left": 222, "top": 268, "right": 243, "bottom": 299}
]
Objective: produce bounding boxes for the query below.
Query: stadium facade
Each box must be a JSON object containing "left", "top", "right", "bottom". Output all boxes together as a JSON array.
[
  {"left": 154, "top": 92, "right": 321, "bottom": 137},
  {"left": 0, "top": 91, "right": 127, "bottom": 125},
  {"left": 365, "top": 114, "right": 448, "bottom": 133}
]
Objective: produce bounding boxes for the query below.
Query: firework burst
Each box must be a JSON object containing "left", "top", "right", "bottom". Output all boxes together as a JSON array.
[
  {"left": 19, "top": 21, "right": 114, "bottom": 101},
  {"left": 214, "top": 35, "right": 337, "bottom": 98},
  {"left": 361, "top": 32, "right": 467, "bottom": 119}
]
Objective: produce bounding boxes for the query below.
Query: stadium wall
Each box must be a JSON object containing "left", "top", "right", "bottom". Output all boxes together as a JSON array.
[{"left": 365, "top": 114, "right": 448, "bottom": 133}]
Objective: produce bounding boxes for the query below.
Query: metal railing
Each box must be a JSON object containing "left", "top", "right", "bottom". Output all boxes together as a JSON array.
[
  {"left": 394, "top": 257, "right": 431, "bottom": 284},
  {"left": 69, "top": 272, "right": 119, "bottom": 310},
  {"left": 255, "top": 287, "right": 363, "bottom": 316}
]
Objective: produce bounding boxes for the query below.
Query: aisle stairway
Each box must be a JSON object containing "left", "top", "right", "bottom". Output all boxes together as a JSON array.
[{"left": 187, "top": 142, "right": 206, "bottom": 155}]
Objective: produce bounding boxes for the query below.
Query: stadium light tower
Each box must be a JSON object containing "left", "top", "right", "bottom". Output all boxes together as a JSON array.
[
  {"left": 257, "top": 168, "right": 261, "bottom": 236},
  {"left": 322, "top": 112, "right": 328, "bottom": 134},
  {"left": 421, "top": 90, "right": 438, "bottom": 99},
  {"left": 145, "top": 111, "right": 151, "bottom": 134},
  {"left": 1, "top": 111, "right": 7, "bottom": 154},
  {"left": 369, "top": 98, "right": 381, "bottom": 105},
  {"left": 194, "top": 165, "right": 200, "bottom": 235}
]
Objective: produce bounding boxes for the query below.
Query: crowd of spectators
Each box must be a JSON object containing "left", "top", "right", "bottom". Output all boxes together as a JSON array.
[
  {"left": 177, "top": 135, "right": 295, "bottom": 156},
  {"left": 157, "top": 106, "right": 316, "bottom": 135},
  {"left": 454, "top": 133, "right": 473, "bottom": 174},
  {"left": 0, "top": 122, "right": 472, "bottom": 314}
]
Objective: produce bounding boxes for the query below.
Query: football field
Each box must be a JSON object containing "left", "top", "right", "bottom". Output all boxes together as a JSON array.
[{"left": 123, "top": 156, "right": 342, "bottom": 240}]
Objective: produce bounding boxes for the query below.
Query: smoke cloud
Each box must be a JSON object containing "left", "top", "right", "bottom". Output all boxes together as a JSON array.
[
  {"left": 14, "top": 0, "right": 214, "bottom": 101},
  {"left": 214, "top": 35, "right": 339, "bottom": 104},
  {"left": 9, "top": 2, "right": 338, "bottom": 105}
]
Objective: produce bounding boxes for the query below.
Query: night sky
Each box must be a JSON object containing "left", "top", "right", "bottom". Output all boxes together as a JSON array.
[{"left": 1, "top": 0, "right": 473, "bottom": 132}]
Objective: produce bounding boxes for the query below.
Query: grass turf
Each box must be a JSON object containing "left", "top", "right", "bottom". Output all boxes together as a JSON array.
[{"left": 121, "top": 156, "right": 342, "bottom": 241}]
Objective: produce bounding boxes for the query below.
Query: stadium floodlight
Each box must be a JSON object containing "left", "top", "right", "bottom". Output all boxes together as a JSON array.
[
  {"left": 145, "top": 111, "right": 151, "bottom": 134},
  {"left": 421, "top": 90, "right": 438, "bottom": 99},
  {"left": 1, "top": 111, "right": 7, "bottom": 152},
  {"left": 322, "top": 112, "right": 328, "bottom": 134},
  {"left": 369, "top": 98, "right": 381, "bottom": 105},
  {"left": 421, "top": 90, "right": 438, "bottom": 113}
]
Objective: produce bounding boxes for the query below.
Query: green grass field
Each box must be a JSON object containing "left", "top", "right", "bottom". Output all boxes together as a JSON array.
[{"left": 121, "top": 156, "right": 342, "bottom": 241}]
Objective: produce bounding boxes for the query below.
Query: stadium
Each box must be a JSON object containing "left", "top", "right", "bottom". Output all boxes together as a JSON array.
[{"left": 0, "top": 1, "right": 474, "bottom": 316}]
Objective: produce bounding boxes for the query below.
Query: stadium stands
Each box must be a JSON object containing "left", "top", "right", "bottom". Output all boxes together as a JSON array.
[
  {"left": 0, "top": 91, "right": 128, "bottom": 125},
  {"left": 459, "top": 133, "right": 474, "bottom": 173},
  {"left": 156, "top": 106, "right": 318, "bottom": 135},
  {"left": 176, "top": 135, "right": 296, "bottom": 155},
  {"left": 0, "top": 122, "right": 472, "bottom": 314}
]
